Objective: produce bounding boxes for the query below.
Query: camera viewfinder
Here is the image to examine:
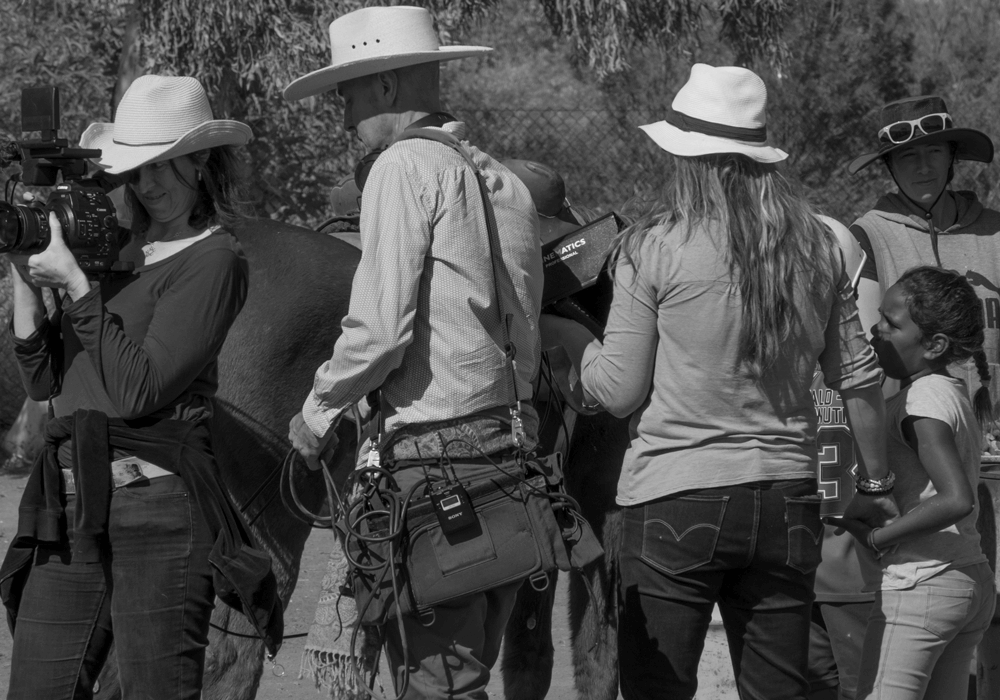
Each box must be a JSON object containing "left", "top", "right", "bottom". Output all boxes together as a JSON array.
[{"left": 21, "top": 87, "right": 60, "bottom": 137}]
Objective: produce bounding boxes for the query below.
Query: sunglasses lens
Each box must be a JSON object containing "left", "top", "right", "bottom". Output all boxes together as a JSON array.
[
  {"left": 887, "top": 123, "right": 914, "bottom": 144},
  {"left": 919, "top": 115, "right": 947, "bottom": 134}
]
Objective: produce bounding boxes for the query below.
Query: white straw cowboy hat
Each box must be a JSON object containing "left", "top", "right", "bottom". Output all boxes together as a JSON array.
[
  {"left": 639, "top": 64, "right": 787, "bottom": 164},
  {"left": 79, "top": 75, "right": 252, "bottom": 175},
  {"left": 283, "top": 5, "right": 492, "bottom": 102}
]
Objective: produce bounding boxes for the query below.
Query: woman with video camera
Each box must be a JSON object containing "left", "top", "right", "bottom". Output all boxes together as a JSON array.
[{"left": 0, "top": 75, "right": 279, "bottom": 700}]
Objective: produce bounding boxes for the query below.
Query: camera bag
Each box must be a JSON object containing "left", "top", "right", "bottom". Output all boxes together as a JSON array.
[
  {"left": 341, "top": 127, "right": 603, "bottom": 626},
  {"left": 345, "top": 455, "right": 603, "bottom": 624}
]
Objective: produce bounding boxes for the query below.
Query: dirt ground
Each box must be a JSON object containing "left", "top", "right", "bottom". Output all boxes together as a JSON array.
[{"left": 0, "top": 469, "right": 739, "bottom": 699}]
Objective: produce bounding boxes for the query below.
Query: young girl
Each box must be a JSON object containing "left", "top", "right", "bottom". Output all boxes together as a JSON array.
[{"left": 828, "top": 266, "right": 996, "bottom": 700}]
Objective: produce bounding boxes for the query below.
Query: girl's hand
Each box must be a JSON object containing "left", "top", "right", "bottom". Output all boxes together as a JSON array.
[
  {"left": 21, "top": 212, "right": 91, "bottom": 300},
  {"left": 842, "top": 490, "right": 899, "bottom": 528}
]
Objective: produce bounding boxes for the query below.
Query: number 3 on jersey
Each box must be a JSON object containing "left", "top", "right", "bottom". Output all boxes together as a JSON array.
[{"left": 817, "top": 425, "right": 858, "bottom": 517}]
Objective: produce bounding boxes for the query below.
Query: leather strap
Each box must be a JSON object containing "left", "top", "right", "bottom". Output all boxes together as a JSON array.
[{"left": 393, "top": 127, "right": 528, "bottom": 448}]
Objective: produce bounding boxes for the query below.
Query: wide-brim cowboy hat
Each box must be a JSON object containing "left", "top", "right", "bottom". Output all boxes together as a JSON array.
[
  {"left": 79, "top": 75, "right": 251, "bottom": 175},
  {"left": 847, "top": 95, "right": 994, "bottom": 174},
  {"left": 284, "top": 6, "right": 492, "bottom": 102},
  {"left": 639, "top": 63, "right": 787, "bottom": 164}
]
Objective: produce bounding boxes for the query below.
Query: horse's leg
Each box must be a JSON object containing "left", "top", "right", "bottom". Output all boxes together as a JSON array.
[
  {"left": 569, "top": 509, "right": 622, "bottom": 700},
  {"left": 501, "top": 573, "right": 557, "bottom": 700},
  {"left": 563, "top": 411, "right": 628, "bottom": 700},
  {"left": 202, "top": 607, "right": 266, "bottom": 700}
]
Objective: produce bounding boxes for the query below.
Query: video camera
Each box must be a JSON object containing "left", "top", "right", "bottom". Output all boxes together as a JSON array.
[{"left": 0, "top": 86, "right": 130, "bottom": 274}]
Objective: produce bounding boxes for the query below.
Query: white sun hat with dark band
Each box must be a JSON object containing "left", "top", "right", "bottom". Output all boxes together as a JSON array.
[
  {"left": 79, "top": 75, "right": 252, "bottom": 175},
  {"left": 283, "top": 5, "right": 492, "bottom": 102},
  {"left": 639, "top": 63, "right": 787, "bottom": 164}
]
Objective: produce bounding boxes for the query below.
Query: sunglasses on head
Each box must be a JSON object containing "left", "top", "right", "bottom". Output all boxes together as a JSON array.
[{"left": 878, "top": 112, "right": 953, "bottom": 145}]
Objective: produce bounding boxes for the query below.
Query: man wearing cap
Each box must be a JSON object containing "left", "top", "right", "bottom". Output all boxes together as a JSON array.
[
  {"left": 285, "top": 6, "right": 542, "bottom": 698},
  {"left": 848, "top": 95, "right": 999, "bottom": 404}
]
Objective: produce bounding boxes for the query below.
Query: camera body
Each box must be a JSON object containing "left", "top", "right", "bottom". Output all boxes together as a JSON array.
[{"left": 0, "top": 86, "right": 130, "bottom": 274}]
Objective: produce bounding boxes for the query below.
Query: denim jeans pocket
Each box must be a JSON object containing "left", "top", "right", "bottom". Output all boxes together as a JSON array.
[
  {"left": 919, "top": 584, "right": 976, "bottom": 638},
  {"left": 640, "top": 495, "right": 728, "bottom": 575},
  {"left": 785, "top": 495, "right": 822, "bottom": 574},
  {"left": 111, "top": 478, "right": 193, "bottom": 560}
]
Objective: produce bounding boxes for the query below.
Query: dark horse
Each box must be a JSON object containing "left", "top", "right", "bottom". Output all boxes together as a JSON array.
[{"left": 93, "top": 216, "right": 629, "bottom": 699}]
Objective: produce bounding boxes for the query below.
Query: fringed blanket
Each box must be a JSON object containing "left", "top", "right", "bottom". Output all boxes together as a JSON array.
[{"left": 300, "top": 534, "right": 383, "bottom": 698}]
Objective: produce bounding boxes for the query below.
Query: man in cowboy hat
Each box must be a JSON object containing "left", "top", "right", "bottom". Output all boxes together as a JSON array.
[{"left": 285, "top": 6, "right": 543, "bottom": 698}]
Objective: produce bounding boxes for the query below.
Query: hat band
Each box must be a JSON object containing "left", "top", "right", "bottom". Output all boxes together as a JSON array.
[
  {"left": 114, "top": 136, "right": 181, "bottom": 147},
  {"left": 665, "top": 109, "right": 767, "bottom": 144}
]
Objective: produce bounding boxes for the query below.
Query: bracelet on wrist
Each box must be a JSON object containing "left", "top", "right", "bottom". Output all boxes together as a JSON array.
[
  {"left": 855, "top": 471, "right": 895, "bottom": 495},
  {"left": 867, "top": 526, "right": 889, "bottom": 559}
]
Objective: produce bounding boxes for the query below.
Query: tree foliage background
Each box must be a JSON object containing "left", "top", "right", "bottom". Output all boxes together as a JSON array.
[{"left": 0, "top": 0, "right": 998, "bottom": 228}]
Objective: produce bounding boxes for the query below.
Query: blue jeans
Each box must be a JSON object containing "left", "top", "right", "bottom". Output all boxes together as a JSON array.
[
  {"left": 7, "top": 475, "right": 216, "bottom": 700},
  {"left": 618, "top": 478, "right": 823, "bottom": 700},
  {"left": 856, "top": 562, "right": 995, "bottom": 700}
]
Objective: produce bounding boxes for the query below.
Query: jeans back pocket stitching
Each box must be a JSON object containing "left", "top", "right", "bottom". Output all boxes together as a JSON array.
[
  {"left": 646, "top": 518, "right": 721, "bottom": 542},
  {"left": 787, "top": 523, "right": 823, "bottom": 545},
  {"left": 639, "top": 499, "right": 728, "bottom": 575}
]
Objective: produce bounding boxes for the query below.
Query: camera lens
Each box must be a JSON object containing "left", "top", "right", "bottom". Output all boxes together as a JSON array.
[
  {"left": 0, "top": 202, "right": 48, "bottom": 254},
  {"left": 0, "top": 203, "right": 22, "bottom": 252}
]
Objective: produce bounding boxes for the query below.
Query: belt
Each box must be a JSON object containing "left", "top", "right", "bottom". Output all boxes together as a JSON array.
[
  {"left": 388, "top": 453, "right": 520, "bottom": 470},
  {"left": 61, "top": 457, "right": 174, "bottom": 495}
]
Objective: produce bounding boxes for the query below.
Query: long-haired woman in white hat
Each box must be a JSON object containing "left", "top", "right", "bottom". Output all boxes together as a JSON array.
[
  {"left": 542, "top": 64, "right": 892, "bottom": 699},
  {"left": 1, "top": 75, "right": 279, "bottom": 699}
]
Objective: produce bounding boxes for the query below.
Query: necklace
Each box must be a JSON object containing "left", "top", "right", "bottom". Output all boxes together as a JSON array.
[{"left": 141, "top": 228, "right": 215, "bottom": 261}]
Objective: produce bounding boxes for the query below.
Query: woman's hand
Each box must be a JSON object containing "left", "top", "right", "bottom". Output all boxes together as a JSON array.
[
  {"left": 539, "top": 313, "right": 603, "bottom": 414},
  {"left": 544, "top": 345, "right": 601, "bottom": 415},
  {"left": 18, "top": 212, "right": 91, "bottom": 300},
  {"left": 7, "top": 255, "right": 47, "bottom": 339}
]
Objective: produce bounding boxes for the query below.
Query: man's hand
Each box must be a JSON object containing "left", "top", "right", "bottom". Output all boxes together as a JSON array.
[
  {"left": 288, "top": 412, "right": 339, "bottom": 471},
  {"left": 840, "top": 491, "right": 899, "bottom": 529},
  {"left": 822, "top": 515, "right": 872, "bottom": 549}
]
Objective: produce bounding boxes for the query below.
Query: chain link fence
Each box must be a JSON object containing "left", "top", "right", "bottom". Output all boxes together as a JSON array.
[{"left": 465, "top": 106, "right": 1000, "bottom": 226}]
